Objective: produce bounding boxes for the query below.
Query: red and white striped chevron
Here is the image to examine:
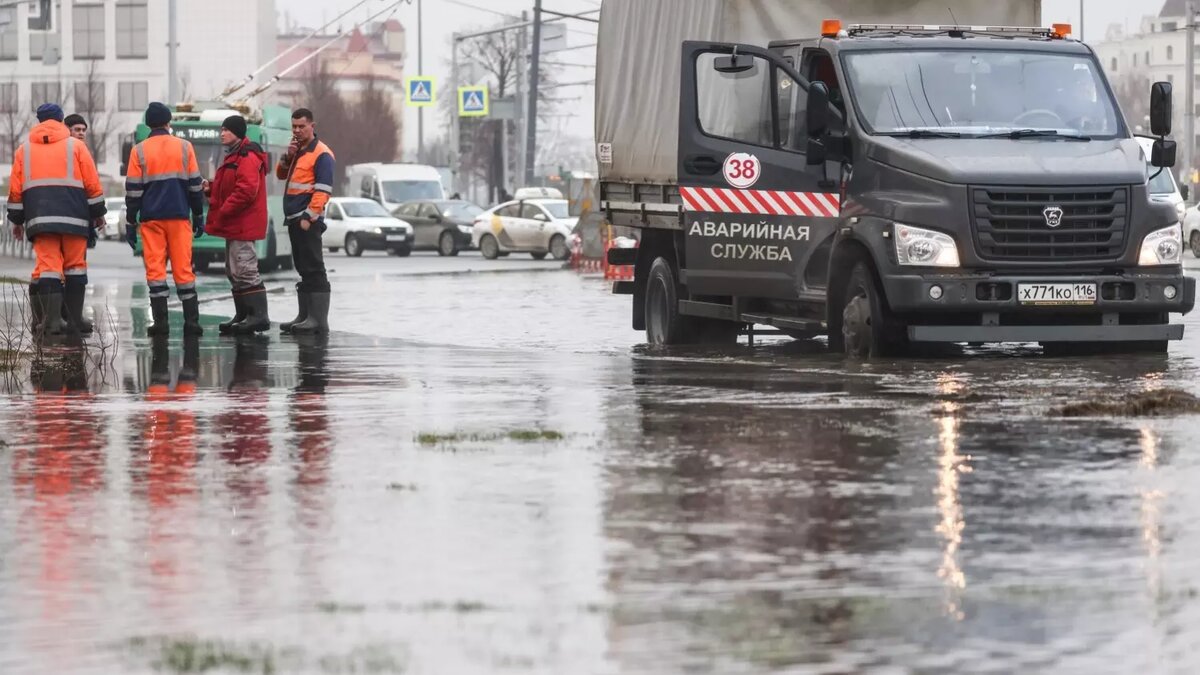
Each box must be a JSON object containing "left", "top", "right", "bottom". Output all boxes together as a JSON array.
[{"left": 680, "top": 186, "right": 840, "bottom": 218}]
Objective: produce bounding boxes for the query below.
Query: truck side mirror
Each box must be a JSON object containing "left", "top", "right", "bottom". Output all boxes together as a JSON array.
[
  {"left": 1151, "top": 138, "right": 1177, "bottom": 169},
  {"left": 1150, "top": 81, "right": 1172, "bottom": 137}
]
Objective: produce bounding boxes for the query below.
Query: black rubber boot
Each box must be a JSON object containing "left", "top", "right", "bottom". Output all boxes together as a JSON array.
[
  {"left": 64, "top": 279, "right": 93, "bottom": 335},
  {"left": 149, "top": 335, "right": 171, "bottom": 389},
  {"left": 233, "top": 286, "right": 271, "bottom": 334},
  {"left": 28, "top": 282, "right": 43, "bottom": 332},
  {"left": 280, "top": 285, "right": 309, "bottom": 334},
  {"left": 288, "top": 292, "right": 329, "bottom": 335},
  {"left": 146, "top": 296, "right": 170, "bottom": 337},
  {"left": 37, "top": 279, "right": 67, "bottom": 337},
  {"left": 182, "top": 296, "right": 204, "bottom": 337},
  {"left": 219, "top": 294, "right": 248, "bottom": 335},
  {"left": 179, "top": 335, "right": 200, "bottom": 388}
]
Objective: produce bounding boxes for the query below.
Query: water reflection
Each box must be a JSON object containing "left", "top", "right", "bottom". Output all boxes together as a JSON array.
[{"left": 934, "top": 374, "right": 969, "bottom": 620}]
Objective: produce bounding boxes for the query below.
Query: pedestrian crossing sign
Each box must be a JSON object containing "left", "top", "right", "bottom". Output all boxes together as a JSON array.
[
  {"left": 458, "top": 86, "right": 489, "bottom": 117},
  {"left": 406, "top": 77, "right": 435, "bottom": 107}
]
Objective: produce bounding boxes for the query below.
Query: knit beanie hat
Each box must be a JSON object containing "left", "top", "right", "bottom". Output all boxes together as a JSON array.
[
  {"left": 36, "top": 103, "right": 64, "bottom": 123},
  {"left": 145, "top": 102, "right": 172, "bottom": 127},
  {"left": 222, "top": 115, "right": 247, "bottom": 140}
]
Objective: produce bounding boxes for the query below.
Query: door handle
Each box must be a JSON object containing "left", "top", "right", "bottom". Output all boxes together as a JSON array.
[{"left": 684, "top": 155, "right": 721, "bottom": 175}]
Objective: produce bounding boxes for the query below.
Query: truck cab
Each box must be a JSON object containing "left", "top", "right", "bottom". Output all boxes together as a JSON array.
[{"left": 605, "top": 21, "right": 1193, "bottom": 355}]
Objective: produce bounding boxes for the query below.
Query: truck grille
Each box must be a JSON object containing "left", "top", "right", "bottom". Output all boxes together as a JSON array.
[{"left": 971, "top": 186, "right": 1128, "bottom": 262}]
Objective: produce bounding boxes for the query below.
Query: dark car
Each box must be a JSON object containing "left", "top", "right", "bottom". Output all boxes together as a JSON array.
[{"left": 393, "top": 200, "right": 484, "bottom": 256}]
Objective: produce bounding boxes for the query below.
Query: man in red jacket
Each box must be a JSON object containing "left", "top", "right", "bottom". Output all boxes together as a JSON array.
[{"left": 206, "top": 115, "right": 270, "bottom": 334}]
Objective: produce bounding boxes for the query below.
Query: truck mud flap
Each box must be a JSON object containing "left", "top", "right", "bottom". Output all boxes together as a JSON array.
[{"left": 908, "top": 324, "right": 1185, "bottom": 343}]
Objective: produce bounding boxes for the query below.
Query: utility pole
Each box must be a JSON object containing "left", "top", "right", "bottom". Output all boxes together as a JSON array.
[
  {"left": 1186, "top": 1, "right": 1195, "bottom": 188},
  {"left": 524, "top": 0, "right": 542, "bottom": 185},
  {"left": 167, "top": 0, "right": 178, "bottom": 103},
  {"left": 516, "top": 10, "right": 527, "bottom": 189},
  {"left": 451, "top": 33, "right": 460, "bottom": 194},
  {"left": 417, "top": 0, "right": 424, "bottom": 162}
]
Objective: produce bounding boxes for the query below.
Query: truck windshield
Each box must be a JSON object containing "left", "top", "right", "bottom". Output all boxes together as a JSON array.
[
  {"left": 843, "top": 50, "right": 1121, "bottom": 139},
  {"left": 383, "top": 180, "right": 442, "bottom": 203}
]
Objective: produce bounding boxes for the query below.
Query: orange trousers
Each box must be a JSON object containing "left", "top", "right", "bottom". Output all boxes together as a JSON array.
[
  {"left": 31, "top": 234, "right": 88, "bottom": 283},
  {"left": 141, "top": 219, "right": 195, "bottom": 286}
]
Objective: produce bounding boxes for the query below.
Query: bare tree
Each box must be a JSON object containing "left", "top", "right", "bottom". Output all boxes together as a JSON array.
[
  {"left": 0, "top": 76, "right": 30, "bottom": 162},
  {"left": 1111, "top": 71, "right": 1151, "bottom": 134},
  {"left": 298, "top": 61, "right": 400, "bottom": 189},
  {"left": 444, "top": 23, "right": 560, "bottom": 199},
  {"left": 73, "top": 60, "right": 116, "bottom": 164}
]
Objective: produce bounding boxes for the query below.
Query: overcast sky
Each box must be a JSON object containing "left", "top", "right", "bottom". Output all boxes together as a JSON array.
[{"left": 277, "top": 0, "right": 1156, "bottom": 157}]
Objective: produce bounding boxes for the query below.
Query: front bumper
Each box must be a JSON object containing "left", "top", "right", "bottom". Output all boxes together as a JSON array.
[
  {"left": 885, "top": 271, "right": 1196, "bottom": 315},
  {"left": 883, "top": 271, "right": 1195, "bottom": 343},
  {"left": 358, "top": 231, "right": 412, "bottom": 249}
]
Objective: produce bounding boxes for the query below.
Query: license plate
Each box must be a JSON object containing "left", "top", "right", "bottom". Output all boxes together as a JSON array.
[
  {"left": 1017, "top": 283, "right": 1097, "bottom": 306},
  {"left": 386, "top": 235, "right": 407, "bottom": 241}
]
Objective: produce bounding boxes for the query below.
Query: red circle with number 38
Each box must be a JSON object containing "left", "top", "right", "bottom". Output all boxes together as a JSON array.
[{"left": 722, "top": 153, "right": 761, "bottom": 189}]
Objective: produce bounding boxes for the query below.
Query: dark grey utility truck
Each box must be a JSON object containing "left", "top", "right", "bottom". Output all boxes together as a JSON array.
[{"left": 597, "top": 0, "right": 1194, "bottom": 355}]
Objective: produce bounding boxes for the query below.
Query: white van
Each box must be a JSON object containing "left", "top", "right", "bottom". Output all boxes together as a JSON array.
[{"left": 344, "top": 163, "right": 446, "bottom": 212}]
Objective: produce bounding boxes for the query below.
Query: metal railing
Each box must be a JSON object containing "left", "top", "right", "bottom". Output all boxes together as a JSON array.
[{"left": 0, "top": 209, "right": 32, "bottom": 260}]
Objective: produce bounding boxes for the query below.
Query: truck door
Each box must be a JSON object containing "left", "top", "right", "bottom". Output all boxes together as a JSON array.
[{"left": 678, "top": 42, "right": 843, "bottom": 300}]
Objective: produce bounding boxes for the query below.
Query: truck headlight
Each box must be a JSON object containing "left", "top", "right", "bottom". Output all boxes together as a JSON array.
[
  {"left": 1138, "top": 224, "right": 1183, "bottom": 266},
  {"left": 894, "top": 224, "right": 960, "bottom": 267}
]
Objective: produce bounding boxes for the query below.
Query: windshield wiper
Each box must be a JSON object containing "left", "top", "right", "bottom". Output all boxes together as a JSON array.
[
  {"left": 886, "top": 129, "right": 962, "bottom": 138},
  {"left": 978, "top": 129, "right": 1092, "bottom": 141}
]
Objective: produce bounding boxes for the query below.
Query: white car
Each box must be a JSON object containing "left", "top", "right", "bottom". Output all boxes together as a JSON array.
[
  {"left": 472, "top": 198, "right": 576, "bottom": 260},
  {"left": 323, "top": 197, "right": 414, "bottom": 257},
  {"left": 102, "top": 198, "right": 125, "bottom": 239}
]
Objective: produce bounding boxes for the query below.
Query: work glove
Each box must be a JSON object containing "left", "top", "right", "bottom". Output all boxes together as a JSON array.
[
  {"left": 192, "top": 214, "right": 205, "bottom": 239},
  {"left": 125, "top": 223, "right": 138, "bottom": 251},
  {"left": 88, "top": 217, "right": 102, "bottom": 249}
]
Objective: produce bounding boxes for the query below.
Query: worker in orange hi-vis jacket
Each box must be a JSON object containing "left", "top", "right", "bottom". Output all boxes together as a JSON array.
[
  {"left": 6, "top": 103, "right": 106, "bottom": 337},
  {"left": 124, "top": 102, "right": 206, "bottom": 337}
]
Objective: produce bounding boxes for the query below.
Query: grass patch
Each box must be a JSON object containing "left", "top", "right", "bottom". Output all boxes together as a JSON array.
[
  {"left": 316, "top": 601, "right": 367, "bottom": 614},
  {"left": 415, "top": 430, "right": 565, "bottom": 446},
  {"left": 128, "top": 636, "right": 294, "bottom": 674},
  {"left": 1050, "top": 388, "right": 1200, "bottom": 418}
]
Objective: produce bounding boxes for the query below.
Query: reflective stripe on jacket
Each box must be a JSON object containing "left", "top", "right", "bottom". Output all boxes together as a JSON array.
[
  {"left": 125, "top": 129, "right": 205, "bottom": 223},
  {"left": 276, "top": 137, "right": 334, "bottom": 223},
  {"left": 7, "top": 120, "right": 105, "bottom": 239}
]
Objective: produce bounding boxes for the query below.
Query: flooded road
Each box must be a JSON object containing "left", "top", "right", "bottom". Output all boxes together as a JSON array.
[{"left": 3, "top": 260, "right": 1200, "bottom": 673}]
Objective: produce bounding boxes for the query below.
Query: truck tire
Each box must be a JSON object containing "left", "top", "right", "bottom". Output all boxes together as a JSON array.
[
  {"left": 645, "top": 257, "right": 687, "bottom": 346},
  {"left": 841, "top": 262, "right": 906, "bottom": 358},
  {"left": 644, "top": 257, "right": 738, "bottom": 346}
]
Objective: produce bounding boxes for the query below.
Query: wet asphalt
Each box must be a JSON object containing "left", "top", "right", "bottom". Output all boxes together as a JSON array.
[{"left": 2, "top": 243, "right": 1200, "bottom": 673}]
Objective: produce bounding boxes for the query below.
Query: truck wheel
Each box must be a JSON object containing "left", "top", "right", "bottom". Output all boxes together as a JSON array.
[
  {"left": 480, "top": 235, "right": 500, "bottom": 259},
  {"left": 841, "top": 262, "right": 906, "bottom": 358},
  {"left": 1191, "top": 231, "right": 1200, "bottom": 258},
  {"left": 645, "top": 257, "right": 686, "bottom": 346}
]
